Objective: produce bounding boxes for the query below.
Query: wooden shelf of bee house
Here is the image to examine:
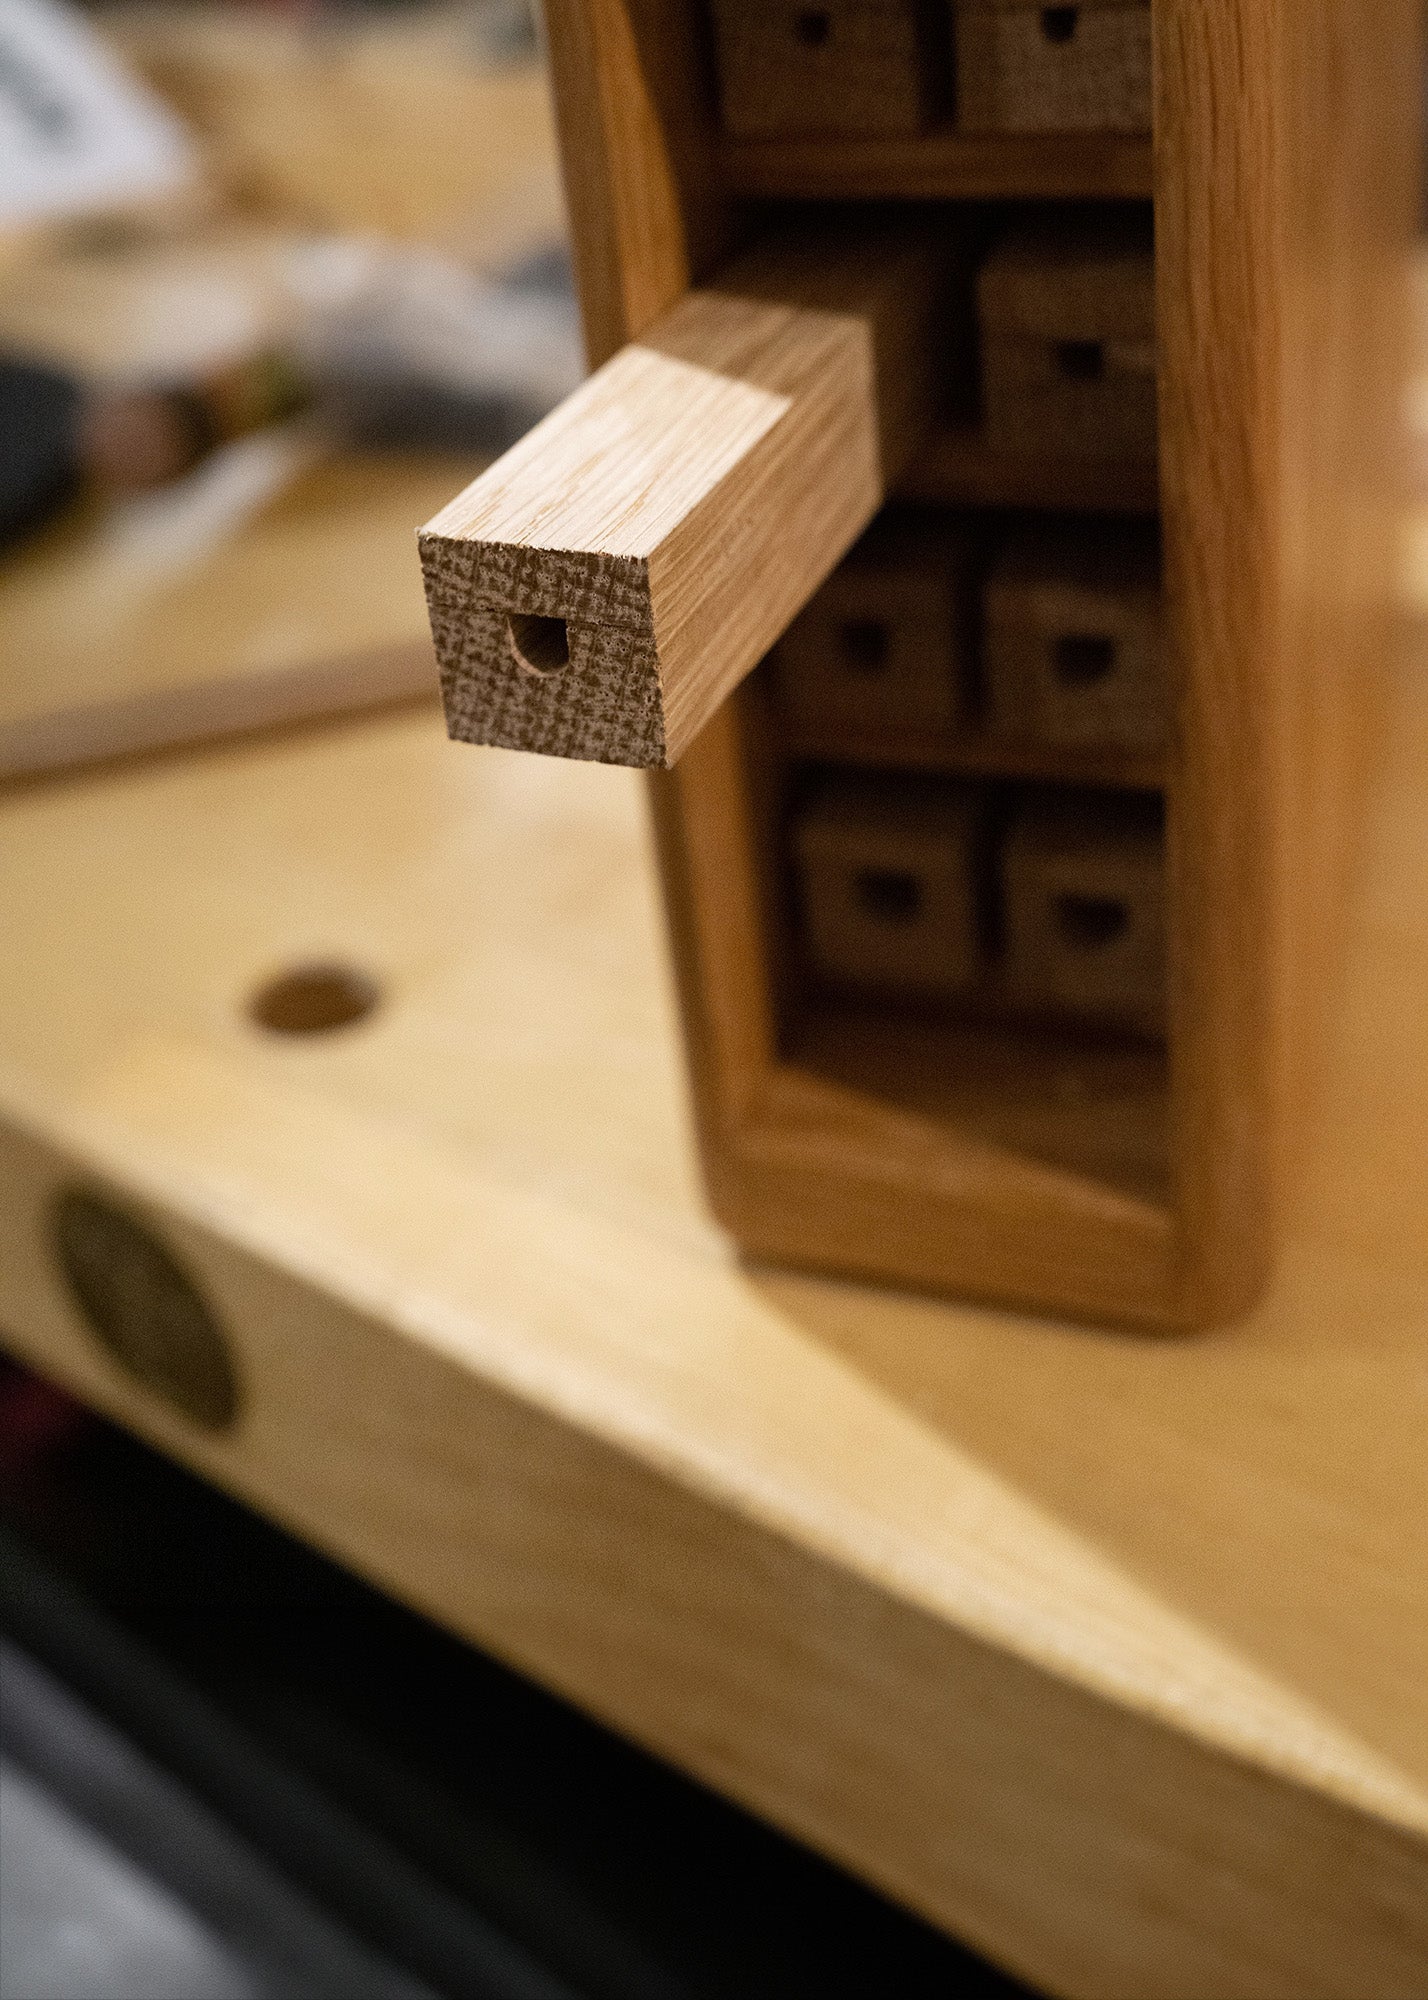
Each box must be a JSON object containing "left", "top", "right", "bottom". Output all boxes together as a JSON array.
[
  {"left": 779, "top": 719, "right": 1166, "bottom": 790},
  {"left": 1, "top": 606, "right": 1426, "bottom": 1995},
  {"left": 411, "top": 0, "right": 1413, "bottom": 1335},
  {"left": 721, "top": 124, "right": 1153, "bottom": 202},
  {"left": 900, "top": 425, "right": 1160, "bottom": 513}
]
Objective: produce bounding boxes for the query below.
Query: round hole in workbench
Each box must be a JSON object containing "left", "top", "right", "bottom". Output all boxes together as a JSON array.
[
  {"left": 247, "top": 964, "right": 381, "bottom": 1037},
  {"left": 507, "top": 612, "right": 570, "bottom": 676},
  {"left": 1041, "top": 7, "right": 1080, "bottom": 44}
]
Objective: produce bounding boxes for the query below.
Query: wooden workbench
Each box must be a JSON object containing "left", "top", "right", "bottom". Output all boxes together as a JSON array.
[{"left": 2, "top": 586, "right": 1426, "bottom": 1994}]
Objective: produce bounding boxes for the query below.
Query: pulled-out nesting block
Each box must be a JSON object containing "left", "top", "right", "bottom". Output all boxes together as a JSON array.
[
  {"left": 775, "top": 517, "right": 975, "bottom": 736},
  {"left": 954, "top": 2, "right": 1152, "bottom": 134},
  {"left": 795, "top": 775, "right": 981, "bottom": 999},
  {"left": 1002, "top": 794, "right": 1165, "bottom": 1032},
  {"left": 979, "top": 214, "right": 1156, "bottom": 461},
  {"left": 709, "top": 0, "right": 947, "bottom": 137},
  {"left": 984, "top": 522, "right": 1164, "bottom": 750}
]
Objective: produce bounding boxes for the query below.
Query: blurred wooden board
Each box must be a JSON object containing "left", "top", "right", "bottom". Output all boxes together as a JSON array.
[
  {"left": 1, "top": 598, "right": 1426, "bottom": 1994},
  {"left": 108, "top": 3, "right": 566, "bottom": 267},
  {"left": 0, "top": 5, "right": 563, "bottom": 780},
  {"left": 0, "top": 450, "right": 471, "bottom": 779}
]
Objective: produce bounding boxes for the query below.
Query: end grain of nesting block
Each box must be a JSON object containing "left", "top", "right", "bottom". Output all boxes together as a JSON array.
[
  {"left": 1001, "top": 792, "right": 1165, "bottom": 1033},
  {"left": 795, "top": 773, "right": 982, "bottom": 999},
  {"left": 984, "top": 521, "right": 1164, "bottom": 750},
  {"left": 709, "top": 0, "right": 949, "bottom": 138},
  {"left": 775, "top": 515, "right": 976, "bottom": 737},
  {"left": 954, "top": 1, "right": 1152, "bottom": 135},
  {"left": 978, "top": 213, "right": 1157, "bottom": 462}
]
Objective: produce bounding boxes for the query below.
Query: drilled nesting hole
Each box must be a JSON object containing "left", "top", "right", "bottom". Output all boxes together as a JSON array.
[
  {"left": 838, "top": 618, "right": 892, "bottom": 676},
  {"left": 1041, "top": 7, "right": 1080, "bottom": 43},
  {"left": 248, "top": 964, "right": 380, "bottom": 1037},
  {"left": 794, "top": 9, "right": 832, "bottom": 48},
  {"left": 856, "top": 869, "right": 924, "bottom": 926},
  {"left": 507, "top": 612, "right": 570, "bottom": 677},
  {"left": 1055, "top": 893, "right": 1129, "bottom": 951},
  {"left": 1055, "top": 339, "right": 1105, "bottom": 383},
  {"left": 1054, "top": 634, "right": 1117, "bottom": 687}
]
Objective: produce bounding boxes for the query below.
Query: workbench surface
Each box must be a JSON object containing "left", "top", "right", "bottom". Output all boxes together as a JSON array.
[{"left": 2, "top": 608, "right": 1426, "bottom": 1994}]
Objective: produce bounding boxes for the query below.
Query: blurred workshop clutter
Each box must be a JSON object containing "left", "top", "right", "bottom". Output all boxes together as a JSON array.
[{"left": 0, "top": 0, "right": 581, "bottom": 778}]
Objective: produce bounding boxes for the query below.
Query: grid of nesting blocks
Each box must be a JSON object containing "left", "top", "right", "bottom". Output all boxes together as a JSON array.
[{"left": 708, "top": 0, "right": 1164, "bottom": 1042}]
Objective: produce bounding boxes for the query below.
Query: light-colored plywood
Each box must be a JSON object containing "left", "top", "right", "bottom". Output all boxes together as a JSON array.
[
  {"left": 0, "top": 628, "right": 1425, "bottom": 1997},
  {"left": 0, "top": 451, "right": 465, "bottom": 780},
  {"left": 421, "top": 226, "right": 958, "bottom": 766}
]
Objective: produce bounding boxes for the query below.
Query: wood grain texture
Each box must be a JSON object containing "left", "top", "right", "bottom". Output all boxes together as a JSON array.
[
  {"left": 954, "top": 0, "right": 1152, "bottom": 137},
  {"left": 0, "top": 452, "right": 462, "bottom": 782},
  {"left": 1156, "top": 0, "right": 1418, "bottom": 1319},
  {"left": 420, "top": 226, "right": 959, "bottom": 766},
  {"left": 708, "top": 0, "right": 946, "bottom": 139},
  {"left": 0, "top": 667, "right": 1425, "bottom": 1997},
  {"left": 582, "top": 0, "right": 1417, "bottom": 1330},
  {"left": 721, "top": 126, "right": 1152, "bottom": 200}
]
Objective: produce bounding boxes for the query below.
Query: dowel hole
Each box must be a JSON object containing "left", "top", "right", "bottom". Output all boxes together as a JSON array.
[
  {"left": 1054, "top": 893, "right": 1129, "bottom": 951},
  {"left": 794, "top": 9, "right": 832, "bottom": 48},
  {"left": 248, "top": 963, "right": 381, "bottom": 1036},
  {"left": 838, "top": 618, "right": 891, "bottom": 676},
  {"left": 1053, "top": 633, "right": 1117, "bottom": 687},
  {"left": 507, "top": 612, "right": 570, "bottom": 677},
  {"left": 855, "top": 869, "right": 923, "bottom": 927},
  {"left": 1040, "top": 7, "right": 1080, "bottom": 44},
  {"left": 1054, "top": 339, "right": 1105, "bottom": 383}
]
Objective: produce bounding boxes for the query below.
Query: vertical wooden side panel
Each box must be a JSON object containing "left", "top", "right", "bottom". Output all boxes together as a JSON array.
[
  {"left": 1158, "top": 0, "right": 1419, "bottom": 1323},
  {"left": 536, "top": 0, "right": 761, "bottom": 1169},
  {"left": 1154, "top": 0, "right": 1280, "bottom": 1321},
  {"left": 1270, "top": 3, "right": 1419, "bottom": 1197},
  {"left": 541, "top": 0, "right": 734, "bottom": 361}
]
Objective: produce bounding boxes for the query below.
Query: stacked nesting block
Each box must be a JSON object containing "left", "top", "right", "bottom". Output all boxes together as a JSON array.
[
  {"left": 709, "top": 0, "right": 949, "bottom": 137},
  {"left": 954, "top": 2, "right": 1152, "bottom": 134},
  {"left": 978, "top": 214, "right": 1157, "bottom": 462},
  {"left": 984, "top": 521, "right": 1163, "bottom": 750},
  {"left": 708, "top": 0, "right": 1152, "bottom": 138}
]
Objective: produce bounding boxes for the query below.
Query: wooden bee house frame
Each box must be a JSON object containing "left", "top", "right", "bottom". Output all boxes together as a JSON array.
[{"left": 511, "top": 0, "right": 1416, "bottom": 1331}]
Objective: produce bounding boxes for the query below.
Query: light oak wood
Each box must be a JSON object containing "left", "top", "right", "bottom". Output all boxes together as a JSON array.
[
  {"left": 983, "top": 521, "right": 1165, "bottom": 751},
  {"left": 518, "top": 0, "right": 1418, "bottom": 1330},
  {"left": 0, "top": 452, "right": 464, "bottom": 781},
  {"left": 721, "top": 127, "right": 1152, "bottom": 200},
  {"left": 0, "top": 634, "right": 1425, "bottom": 1996},
  {"left": 420, "top": 225, "right": 960, "bottom": 766}
]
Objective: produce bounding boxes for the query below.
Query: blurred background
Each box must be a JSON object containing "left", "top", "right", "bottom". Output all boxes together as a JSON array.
[{"left": 0, "top": 0, "right": 582, "bottom": 781}]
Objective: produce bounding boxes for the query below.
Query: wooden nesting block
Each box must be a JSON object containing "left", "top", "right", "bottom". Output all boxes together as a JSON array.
[
  {"left": 709, "top": 0, "right": 947, "bottom": 138},
  {"left": 1001, "top": 795, "right": 1164, "bottom": 1032},
  {"left": 954, "top": 2, "right": 1152, "bottom": 135},
  {"left": 775, "top": 518, "right": 974, "bottom": 737},
  {"left": 984, "top": 522, "right": 1164, "bottom": 750},
  {"left": 978, "top": 216, "right": 1157, "bottom": 462},
  {"left": 420, "top": 221, "right": 962, "bottom": 769},
  {"left": 795, "top": 775, "right": 981, "bottom": 999}
]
